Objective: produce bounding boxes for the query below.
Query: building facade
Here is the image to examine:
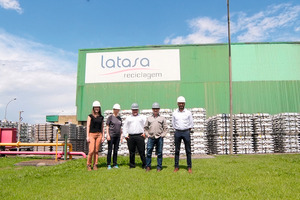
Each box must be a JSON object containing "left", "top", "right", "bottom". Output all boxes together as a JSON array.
[{"left": 76, "top": 42, "right": 300, "bottom": 122}]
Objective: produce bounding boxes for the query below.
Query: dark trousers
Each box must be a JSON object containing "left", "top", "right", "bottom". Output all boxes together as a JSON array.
[
  {"left": 107, "top": 136, "right": 120, "bottom": 166},
  {"left": 127, "top": 134, "right": 146, "bottom": 168},
  {"left": 174, "top": 130, "right": 192, "bottom": 168},
  {"left": 146, "top": 137, "right": 163, "bottom": 170}
]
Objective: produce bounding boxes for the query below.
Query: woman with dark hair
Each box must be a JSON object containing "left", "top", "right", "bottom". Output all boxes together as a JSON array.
[{"left": 86, "top": 100, "right": 104, "bottom": 171}]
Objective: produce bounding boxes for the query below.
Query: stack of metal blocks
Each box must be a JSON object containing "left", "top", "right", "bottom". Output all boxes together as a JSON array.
[
  {"left": 233, "top": 114, "right": 254, "bottom": 154},
  {"left": 206, "top": 113, "right": 274, "bottom": 154},
  {"left": 252, "top": 113, "right": 274, "bottom": 154},
  {"left": 159, "top": 108, "right": 174, "bottom": 156},
  {"left": 100, "top": 108, "right": 207, "bottom": 157},
  {"left": 206, "top": 114, "right": 230, "bottom": 154},
  {"left": 0, "top": 120, "right": 17, "bottom": 128},
  {"left": 19, "top": 123, "right": 34, "bottom": 143},
  {"left": 77, "top": 125, "right": 87, "bottom": 154},
  {"left": 34, "top": 124, "right": 55, "bottom": 151},
  {"left": 272, "top": 113, "right": 300, "bottom": 153},
  {"left": 61, "top": 124, "right": 77, "bottom": 152}
]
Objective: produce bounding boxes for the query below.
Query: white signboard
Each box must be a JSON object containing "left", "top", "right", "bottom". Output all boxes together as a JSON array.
[{"left": 85, "top": 49, "right": 180, "bottom": 83}]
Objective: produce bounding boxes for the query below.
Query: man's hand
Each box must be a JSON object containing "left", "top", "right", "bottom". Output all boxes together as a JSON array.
[
  {"left": 107, "top": 135, "right": 111, "bottom": 141},
  {"left": 141, "top": 133, "right": 146, "bottom": 138}
]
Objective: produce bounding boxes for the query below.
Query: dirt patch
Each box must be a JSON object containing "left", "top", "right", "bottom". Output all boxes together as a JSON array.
[{"left": 14, "top": 159, "right": 68, "bottom": 167}]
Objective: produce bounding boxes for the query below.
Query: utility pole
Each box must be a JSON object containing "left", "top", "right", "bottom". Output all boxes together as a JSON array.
[
  {"left": 227, "top": 0, "right": 233, "bottom": 154},
  {"left": 17, "top": 111, "right": 24, "bottom": 152}
]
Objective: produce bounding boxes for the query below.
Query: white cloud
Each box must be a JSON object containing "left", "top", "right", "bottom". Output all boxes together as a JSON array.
[
  {"left": 0, "top": 30, "right": 77, "bottom": 124},
  {"left": 165, "top": 3, "right": 300, "bottom": 44},
  {"left": 165, "top": 17, "right": 227, "bottom": 44},
  {"left": 0, "top": 0, "right": 23, "bottom": 14}
]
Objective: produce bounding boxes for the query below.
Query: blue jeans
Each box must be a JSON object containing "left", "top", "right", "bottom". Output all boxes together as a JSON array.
[
  {"left": 174, "top": 130, "right": 192, "bottom": 168},
  {"left": 146, "top": 137, "right": 163, "bottom": 170}
]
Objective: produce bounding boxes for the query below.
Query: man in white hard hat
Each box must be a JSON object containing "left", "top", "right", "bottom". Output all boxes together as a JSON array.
[
  {"left": 172, "top": 96, "right": 194, "bottom": 173},
  {"left": 123, "top": 103, "right": 147, "bottom": 169},
  {"left": 144, "top": 102, "right": 168, "bottom": 172}
]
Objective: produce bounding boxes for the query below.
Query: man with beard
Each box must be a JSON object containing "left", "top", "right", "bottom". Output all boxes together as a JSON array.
[{"left": 172, "top": 96, "right": 194, "bottom": 174}]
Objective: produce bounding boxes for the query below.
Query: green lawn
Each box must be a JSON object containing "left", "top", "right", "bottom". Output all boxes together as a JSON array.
[{"left": 0, "top": 154, "right": 299, "bottom": 200}]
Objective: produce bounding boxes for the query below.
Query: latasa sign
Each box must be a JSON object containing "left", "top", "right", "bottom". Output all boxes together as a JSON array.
[{"left": 85, "top": 49, "right": 180, "bottom": 83}]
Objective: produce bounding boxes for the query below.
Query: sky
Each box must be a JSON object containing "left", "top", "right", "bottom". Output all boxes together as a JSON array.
[{"left": 0, "top": 0, "right": 299, "bottom": 124}]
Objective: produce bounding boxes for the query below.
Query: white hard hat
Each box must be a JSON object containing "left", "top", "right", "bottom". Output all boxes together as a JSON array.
[
  {"left": 177, "top": 96, "right": 186, "bottom": 103},
  {"left": 92, "top": 101, "right": 101, "bottom": 107},
  {"left": 152, "top": 102, "right": 160, "bottom": 109},
  {"left": 131, "top": 103, "right": 139, "bottom": 109},
  {"left": 113, "top": 104, "right": 121, "bottom": 110}
]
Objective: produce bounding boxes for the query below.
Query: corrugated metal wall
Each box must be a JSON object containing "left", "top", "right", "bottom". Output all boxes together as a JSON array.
[{"left": 76, "top": 43, "right": 300, "bottom": 121}]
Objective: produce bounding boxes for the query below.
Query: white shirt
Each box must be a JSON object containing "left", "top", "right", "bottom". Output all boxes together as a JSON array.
[
  {"left": 123, "top": 114, "right": 147, "bottom": 137},
  {"left": 172, "top": 108, "right": 194, "bottom": 130}
]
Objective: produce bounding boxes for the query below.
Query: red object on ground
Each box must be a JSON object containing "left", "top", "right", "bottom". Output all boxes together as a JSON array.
[{"left": 0, "top": 128, "right": 17, "bottom": 149}]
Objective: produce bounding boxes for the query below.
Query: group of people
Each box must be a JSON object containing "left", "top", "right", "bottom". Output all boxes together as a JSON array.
[{"left": 86, "top": 96, "right": 194, "bottom": 174}]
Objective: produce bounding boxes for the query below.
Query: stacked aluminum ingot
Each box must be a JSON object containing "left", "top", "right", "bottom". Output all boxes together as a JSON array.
[
  {"left": 233, "top": 114, "right": 254, "bottom": 154},
  {"left": 189, "top": 108, "right": 207, "bottom": 154},
  {"left": 61, "top": 124, "right": 77, "bottom": 152},
  {"left": 206, "top": 114, "right": 230, "bottom": 154},
  {"left": 34, "top": 124, "right": 55, "bottom": 151},
  {"left": 77, "top": 125, "right": 87, "bottom": 153},
  {"left": 272, "top": 113, "right": 300, "bottom": 153},
  {"left": 159, "top": 108, "right": 174, "bottom": 156},
  {"left": 206, "top": 113, "right": 274, "bottom": 154},
  {"left": 100, "top": 108, "right": 207, "bottom": 157},
  {"left": 252, "top": 113, "right": 274, "bottom": 154}
]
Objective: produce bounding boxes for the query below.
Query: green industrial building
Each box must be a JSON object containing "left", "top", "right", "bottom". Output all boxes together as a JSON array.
[{"left": 76, "top": 42, "right": 300, "bottom": 122}]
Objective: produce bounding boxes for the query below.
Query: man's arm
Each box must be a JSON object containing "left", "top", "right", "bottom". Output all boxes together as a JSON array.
[
  {"left": 161, "top": 117, "right": 168, "bottom": 138},
  {"left": 144, "top": 117, "right": 150, "bottom": 137},
  {"left": 86, "top": 116, "right": 91, "bottom": 142},
  {"left": 123, "top": 117, "right": 129, "bottom": 139}
]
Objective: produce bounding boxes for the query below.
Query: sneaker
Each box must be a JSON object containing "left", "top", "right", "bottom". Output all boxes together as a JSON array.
[
  {"left": 107, "top": 165, "right": 112, "bottom": 170},
  {"left": 113, "top": 165, "right": 119, "bottom": 169}
]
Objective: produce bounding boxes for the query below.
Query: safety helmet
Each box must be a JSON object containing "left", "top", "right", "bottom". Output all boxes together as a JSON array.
[
  {"left": 177, "top": 96, "right": 186, "bottom": 103},
  {"left": 92, "top": 101, "right": 101, "bottom": 107},
  {"left": 131, "top": 103, "right": 139, "bottom": 109},
  {"left": 113, "top": 104, "right": 121, "bottom": 110},
  {"left": 152, "top": 102, "right": 160, "bottom": 109}
]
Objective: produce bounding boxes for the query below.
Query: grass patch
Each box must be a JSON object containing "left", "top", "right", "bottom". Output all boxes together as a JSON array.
[{"left": 0, "top": 154, "right": 300, "bottom": 199}]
